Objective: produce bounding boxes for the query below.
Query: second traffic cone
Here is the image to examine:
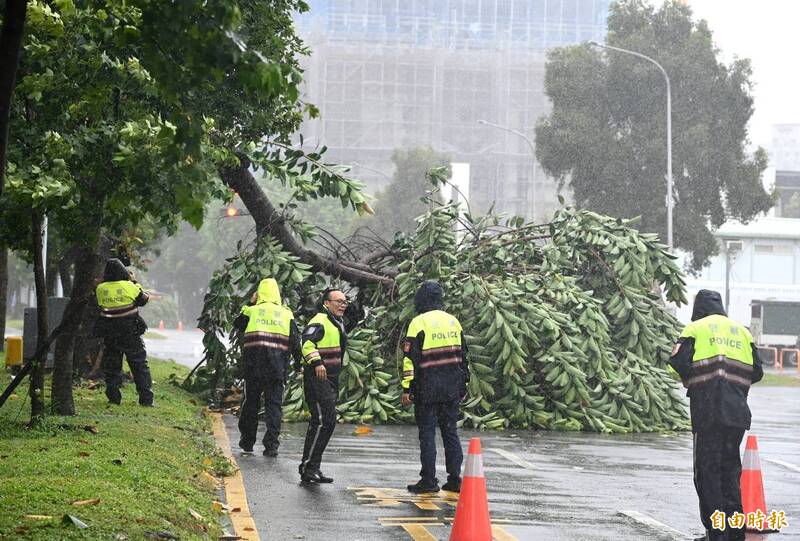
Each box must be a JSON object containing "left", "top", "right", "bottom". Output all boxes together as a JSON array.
[
  {"left": 158, "top": 320, "right": 165, "bottom": 331},
  {"left": 449, "top": 437, "right": 492, "bottom": 541},
  {"left": 741, "top": 434, "right": 779, "bottom": 533},
  {"left": 177, "top": 321, "right": 184, "bottom": 332}
]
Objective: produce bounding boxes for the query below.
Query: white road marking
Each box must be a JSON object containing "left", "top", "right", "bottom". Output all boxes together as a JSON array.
[
  {"left": 488, "top": 448, "right": 536, "bottom": 469},
  {"left": 765, "top": 458, "right": 800, "bottom": 473},
  {"left": 618, "top": 510, "right": 691, "bottom": 540}
]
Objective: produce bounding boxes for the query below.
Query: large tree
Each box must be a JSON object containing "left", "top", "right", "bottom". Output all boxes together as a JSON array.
[
  {"left": 535, "top": 0, "right": 773, "bottom": 270},
  {"left": 0, "top": 0, "right": 312, "bottom": 416}
]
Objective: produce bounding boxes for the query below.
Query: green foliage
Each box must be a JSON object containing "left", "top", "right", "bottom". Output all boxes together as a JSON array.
[
  {"left": 535, "top": 0, "right": 773, "bottom": 270},
  {"left": 202, "top": 198, "right": 691, "bottom": 432}
]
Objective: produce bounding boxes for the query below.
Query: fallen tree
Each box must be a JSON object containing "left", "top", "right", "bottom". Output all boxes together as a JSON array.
[{"left": 194, "top": 165, "right": 690, "bottom": 433}]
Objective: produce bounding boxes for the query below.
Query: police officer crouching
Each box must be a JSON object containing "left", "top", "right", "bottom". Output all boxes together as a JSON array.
[
  {"left": 95, "top": 258, "right": 153, "bottom": 406},
  {"left": 668, "top": 289, "right": 763, "bottom": 541},
  {"left": 233, "top": 278, "right": 302, "bottom": 457},
  {"left": 298, "top": 288, "right": 364, "bottom": 484},
  {"left": 401, "top": 281, "right": 469, "bottom": 494}
]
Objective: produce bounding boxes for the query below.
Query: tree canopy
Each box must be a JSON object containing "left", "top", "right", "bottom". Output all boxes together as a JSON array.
[{"left": 535, "top": 0, "right": 773, "bottom": 270}]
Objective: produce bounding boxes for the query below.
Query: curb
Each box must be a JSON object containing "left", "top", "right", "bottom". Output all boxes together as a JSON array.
[{"left": 210, "top": 412, "right": 261, "bottom": 541}]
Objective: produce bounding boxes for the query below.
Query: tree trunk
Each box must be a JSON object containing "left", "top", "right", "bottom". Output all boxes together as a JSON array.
[
  {"left": 0, "top": 247, "right": 7, "bottom": 350},
  {"left": 51, "top": 243, "right": 97, "bottom": 416},
  {"left": 220, "top": 158, "right": 395, "bottom": 287},
  {"left": 58, "top": 250, "right": 74, "bottom": 297},
  {"left": 30, "top": 209, "right": 47, "bottom": 422},
  {"left": 0, "top": 0, "right": 28, "bottom": 197}
]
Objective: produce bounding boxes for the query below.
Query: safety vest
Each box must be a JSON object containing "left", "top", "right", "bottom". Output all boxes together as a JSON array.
[
  {"left": 402, "top": 310, "right": 463, "bottom": 389},
  {"left": 96, "top": 280, "right": 143, "bottom": 318},
  {"left": 302, "top": 313, "right": 343, "bottom": 368},
  {"left": 241, "top": 302, "right": 294, "bottom": 352},
  {"left": 680, "top": 314, "right": 754, "bottom": 389}
]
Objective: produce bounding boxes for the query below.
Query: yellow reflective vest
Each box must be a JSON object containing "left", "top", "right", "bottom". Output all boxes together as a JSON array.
[
  {"left": 679, "top": 314, "right": 755, "bottom": 389},
  {"left": 96, "top": 280, "right": 144, "bottom": 318}
]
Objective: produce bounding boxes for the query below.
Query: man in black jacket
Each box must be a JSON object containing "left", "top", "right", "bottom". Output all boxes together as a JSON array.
[
  {"left": 401, "top": 281, "right": 469, "bottom": 494},
  {"left": 298, "top": 288, "right": 364, "bottom": 483},
  {"left": 668, "top": 290, "right": 763, "bottom": 541},
  {"left": 232, "top": 278, "right": 302, "bottom": 456},
  {"left": 95, "top": 258, "right": 153, "bottom": 406}
]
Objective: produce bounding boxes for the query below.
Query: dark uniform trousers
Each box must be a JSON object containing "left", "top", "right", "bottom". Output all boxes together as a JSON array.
[
  {"left": 103, "top": 334, "right": 153, "bottom": 405},
  {"left": 415, "top": 399, "right": 463, "bottom": 484},
  {"left": 300, "top": 371, "right": 338, "bottom": 473},
  {"left": 694, "top": 426, "right": 746, "bottom": 541},
  {"left": 238, "top": 359, "right": 286, "bottom": 452}
]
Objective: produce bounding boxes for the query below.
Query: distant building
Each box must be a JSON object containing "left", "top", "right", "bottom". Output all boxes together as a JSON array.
[
  {"left": 771, "top": 124, "right": 800, "bottom": 172},
  {"left": 294, "top": 0, "right": 611, "bottom": 221},
  {"left": 677, "top": 217, "right": 800, "bottom": 326}
]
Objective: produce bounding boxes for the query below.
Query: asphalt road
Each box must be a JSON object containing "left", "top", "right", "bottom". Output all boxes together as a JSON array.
[{"left": 222, "top": 386, "right": 799, "bottom": 541}]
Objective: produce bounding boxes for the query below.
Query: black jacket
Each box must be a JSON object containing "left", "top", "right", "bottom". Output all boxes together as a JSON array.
[
  {"left": 404, "top": 281, "right": 469, "bottom": 403},
  {"left": 95, "top": 259, "right": 149, "bottom": 338},
  {"left": 668, "top": 289, "right": 763, "bottom": 432}
]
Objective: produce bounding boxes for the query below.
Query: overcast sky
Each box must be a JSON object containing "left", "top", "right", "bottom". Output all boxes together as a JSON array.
[{"left": 683, "top": 0, "right": 800, "bottom": 151}]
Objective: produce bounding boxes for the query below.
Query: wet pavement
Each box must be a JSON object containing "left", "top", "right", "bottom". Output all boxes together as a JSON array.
[
  {"left": 224, "top": 386, "right": 799, "bottom": 541},
  {"left": 143, "top": 328, "right": 206, "bottom": 368}
]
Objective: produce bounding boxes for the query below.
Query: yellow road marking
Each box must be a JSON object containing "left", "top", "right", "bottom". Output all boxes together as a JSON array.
[
  {"left": 401, "top": 523, "right": 439, "bottom": 540},
  {"left": 211, "top": 412, "right": 260, "bottom": 541},
  {"left": 492, "top": 525, "right": 519, "bottom": 540}
]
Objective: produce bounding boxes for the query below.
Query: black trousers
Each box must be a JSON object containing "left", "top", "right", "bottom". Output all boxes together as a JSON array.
[
  {"left": 415, "top": 399, "right": 463, "bottom": 485},
  {"left": 693, "top": 426, "right": 746, "bottom": 541},
  {"left": 300, "top": 372, "right": 338, "bottom": 474},
  {"left": 103, "top": 334, "right": 153, "bottom": 405},
  {"left": 238, "top": 360, "right": 286, "bottom": 452}
]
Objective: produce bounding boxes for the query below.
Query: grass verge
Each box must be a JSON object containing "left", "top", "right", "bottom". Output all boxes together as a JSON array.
[
  {"left": 0, "top": 358, "right": 232, "bottom": 540},
  {"left": 760, "top": 370, "right": 800, "bottom": 387}
]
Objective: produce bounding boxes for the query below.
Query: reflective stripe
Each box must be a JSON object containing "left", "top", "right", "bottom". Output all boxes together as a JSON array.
[
  {"left": 464, "top": 453, "right": 484, "bottom": 478},
  {"left": 419, "top": 356, "right": 462, "bottom": 369},
  {"left": 243, "top": 341, "right": 289, "bottom": 351},
  {"left": 742, "top": 449, "right": 762, "bottom": 471},
  {"left": 422, "top": 345, "right": 461, "bottom": 356},
  {"left": 685, "top": 369, "right": 751, "bottom": 388},
  {"left": 100, "top": 306, "right": 139, "bottom": 318},
  {"left": 692, "top": 355, "right": 753, "bottom": 372},
  {"left": 304, "top": 351, "right": 322, "bottom": 361}
]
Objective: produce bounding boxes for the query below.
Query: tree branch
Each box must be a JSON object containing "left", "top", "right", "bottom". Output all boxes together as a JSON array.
[{"left": 220, "top": 157, "right": 395, "bottom": 287}]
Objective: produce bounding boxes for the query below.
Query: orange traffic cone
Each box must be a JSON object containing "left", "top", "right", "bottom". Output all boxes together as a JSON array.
[
  {"left": 449, "top": 437, "right": 492, "bottom": 541},
  {"left": 177, "top": 321, "right": 184, "bottom": 332},
  {"left": 158, "top": 320, "right": 165, "bottom": 331},
  {"left": 741, "top": 434, "right": 779, "bottom": 533}
]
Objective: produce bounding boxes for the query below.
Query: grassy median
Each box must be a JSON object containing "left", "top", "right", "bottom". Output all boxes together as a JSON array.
[{"left": 0, "top": 357, "right": 231, "bottom": 540}]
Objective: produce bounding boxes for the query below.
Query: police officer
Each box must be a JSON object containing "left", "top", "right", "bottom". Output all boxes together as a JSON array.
[
  {"left": 401, "top": 281, "right": 469, "bottom": 494},
  {"left": 298, "top": 288, "right": 363, "bottom": 483},
  {"left": 667, "top": 290, "right": 763, "bottom": 541},
  {"left": 233, "top": 278, "right": 302, "bottom": 457},
  {"left": 95, "top": 258, "right": 153, "bottom": 406}
]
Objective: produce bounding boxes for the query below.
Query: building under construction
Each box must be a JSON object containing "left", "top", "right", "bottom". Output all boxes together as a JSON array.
[{"left": 294, "top": 0, "right": 610, "bottom": 220}]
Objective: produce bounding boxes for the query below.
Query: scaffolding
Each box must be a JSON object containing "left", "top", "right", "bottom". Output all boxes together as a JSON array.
[{"left": 296, "top": 0, "right": 610, "bottom": 219}]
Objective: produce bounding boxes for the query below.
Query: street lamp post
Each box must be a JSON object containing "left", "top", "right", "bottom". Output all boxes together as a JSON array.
[
  {"left": 477, "top": 119, "right": 538, "bottom": 221},
  {"left": 588, "top": 40, "right": 673, "bottom": 251}
]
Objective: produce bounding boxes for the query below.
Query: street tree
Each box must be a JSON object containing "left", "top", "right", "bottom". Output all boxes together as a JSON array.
[
  {"left": 0, "top": 0, "right": 314, "bottom": 417},
  {"left": 535, "top": 0, "right": 773, "bottom": 270}
]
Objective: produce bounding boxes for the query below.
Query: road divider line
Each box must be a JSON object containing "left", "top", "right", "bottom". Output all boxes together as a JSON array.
[
  {"left": 618, "top": 510, "right": 690, "bottom": 540},
  {"left": 765, "top": 458, "right": 800, "bottom": 473},
  {"left": 211, "top": 412, "right": 260, "bottom": 541},
  {"left": 488, "top": 448, "right": 536, "bottom": 469}
]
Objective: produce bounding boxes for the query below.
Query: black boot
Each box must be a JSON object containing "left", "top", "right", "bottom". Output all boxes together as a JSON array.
[
  {"left": 301, "top": 469, "right": 333, "bottom": 484},
  {"left": 441, "top": 478, "right": 461, "bottom": 493},
  {"left": 407, "top": 479, "right": 440, "bottom": 494}
]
